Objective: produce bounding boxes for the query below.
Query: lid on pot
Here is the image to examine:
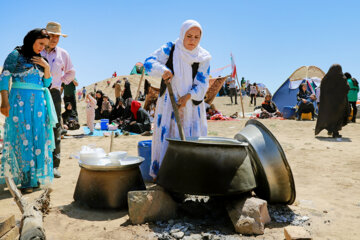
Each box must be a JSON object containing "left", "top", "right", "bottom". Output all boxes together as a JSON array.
[{"left": 234, "top": 119, "right": 296, "bottom": 205}]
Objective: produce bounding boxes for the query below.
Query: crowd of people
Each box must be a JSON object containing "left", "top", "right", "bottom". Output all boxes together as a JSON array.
[
  {"left": 222, "top": 76, "right": 265, "bottom": 107},
  {"left": 0, "top": 19, "right": 358, "bottom": 195},
  {"left": 59, "top": 73, "right": 152, "bottom": 137},
  {"left": 86, "top": 77, "right": 151, "bottom": 136}
]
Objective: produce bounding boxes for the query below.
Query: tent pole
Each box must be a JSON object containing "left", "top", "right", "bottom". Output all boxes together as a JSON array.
[
  {"left": 135, "top": 67, "right": 145, "bottom": 101},
  {"left": 235, "top": 73, "right": 245, "bottom": 118}
]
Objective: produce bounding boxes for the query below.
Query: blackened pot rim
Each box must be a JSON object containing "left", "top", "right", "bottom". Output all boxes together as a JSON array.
[{"left": 166, "top": 136, "right": 249, "bottom": 147}]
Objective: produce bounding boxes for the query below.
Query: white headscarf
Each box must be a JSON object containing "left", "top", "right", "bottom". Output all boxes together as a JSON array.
[{"left": 172, "top": 20, "right": 211, "bottom": 97}]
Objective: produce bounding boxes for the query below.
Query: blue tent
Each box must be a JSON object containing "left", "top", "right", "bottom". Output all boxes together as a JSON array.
[
  {"left": 272, "top": 78, "right": 299, "bottom": 113},
  {"left": 273, "top": 78, "right": 321, "bottom": 114},
  {"left": 272, "top": 66, "right": 325, "bottom": 113}
]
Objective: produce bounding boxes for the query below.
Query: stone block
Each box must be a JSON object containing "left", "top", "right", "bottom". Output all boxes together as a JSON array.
[
  {"left": 0, "top": 215, "right": 15, "bottom": 238},
  {"left": 284, "top": 226, "right": 312, "bottom": 240},
  {"left": 226, "top": 197, "right": 271, "bottom": 235},
  {"left": 128, "top": 187, "right": 177, "bottom": 224},
  {"left": 0, "top": 226, "right": 19, "bottom": 240}
]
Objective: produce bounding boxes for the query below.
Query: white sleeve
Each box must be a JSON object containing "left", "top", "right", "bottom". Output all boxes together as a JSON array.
[{"left": 144, "top": 42, "right": 174, "bottom": 78}]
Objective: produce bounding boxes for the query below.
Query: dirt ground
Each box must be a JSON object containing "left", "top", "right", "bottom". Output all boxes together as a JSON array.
[{"left": 0, "top": 77, "right": 360, "bottom": 239}]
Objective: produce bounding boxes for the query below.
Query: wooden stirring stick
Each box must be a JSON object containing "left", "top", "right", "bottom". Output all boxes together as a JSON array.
[{"left": 165, "top": 81, "right": 185, "bottom": 141}]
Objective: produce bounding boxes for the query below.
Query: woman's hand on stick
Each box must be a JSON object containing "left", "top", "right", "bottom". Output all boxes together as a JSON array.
[{"left": 162, "top": 70, "right": 173, "bottom": 83}]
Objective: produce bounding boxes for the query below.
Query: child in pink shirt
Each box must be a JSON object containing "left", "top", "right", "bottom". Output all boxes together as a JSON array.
[
  {"left": 77, "top": 90, "right": 82, "bottom": 101},
  {"left": 86, "top": 92, "right": 97, "bottom": 135}
]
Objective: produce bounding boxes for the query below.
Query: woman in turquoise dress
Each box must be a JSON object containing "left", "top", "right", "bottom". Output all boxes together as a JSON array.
[{"left": 0, "top": 28, "right": 58, "bottom": 193}]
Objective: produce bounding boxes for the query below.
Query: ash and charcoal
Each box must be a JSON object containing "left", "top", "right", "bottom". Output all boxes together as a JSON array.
[
  {"left": 150, "top": 195, "right": 242, "bottom": 240},
  {"left": 150, "top": 196, "right": 311, "bottom": 239},
  {"left": 268, "top": 205, "right": 310, "bottom": 226}
]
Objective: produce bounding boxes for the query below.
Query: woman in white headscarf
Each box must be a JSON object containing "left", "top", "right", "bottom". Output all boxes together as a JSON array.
[{"left": 144, "top": 20, "right": 211, "bottom": 179}]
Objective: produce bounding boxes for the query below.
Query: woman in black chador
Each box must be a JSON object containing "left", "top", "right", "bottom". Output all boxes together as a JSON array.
[
  {"left": 122, "top": 80, "right": 132, "bottom": 101},
  {"left": 315, "top": 64, "right": 349, "bottom": 138}
]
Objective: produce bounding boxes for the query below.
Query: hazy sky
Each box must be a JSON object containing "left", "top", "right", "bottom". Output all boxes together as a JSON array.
[{"left": 0, "top": 0, "right": 359, "bottom": 93}]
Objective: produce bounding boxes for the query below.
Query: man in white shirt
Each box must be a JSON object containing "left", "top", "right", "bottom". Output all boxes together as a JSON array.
[
  {"left": 41, "top": 22, "right": 75, "bottom": 178},
  {"left": 226, "top": 76, "right": 237, "bottom": 104}
]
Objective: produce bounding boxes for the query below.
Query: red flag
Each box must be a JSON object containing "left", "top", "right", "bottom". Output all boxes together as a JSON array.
[{"left": 230, "top": 53, "right": 237, "bottom": 78}]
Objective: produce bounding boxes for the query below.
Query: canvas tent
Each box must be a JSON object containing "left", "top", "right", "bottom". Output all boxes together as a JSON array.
[
  {"left": 272, "top": 66, "right": 325, "bottom": 113},
  {"left": 130, "top": 62, "right": 148, "bottom": 75}
]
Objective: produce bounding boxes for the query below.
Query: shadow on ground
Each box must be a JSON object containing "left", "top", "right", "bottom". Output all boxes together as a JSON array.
[
  {"left": 315, "top": 136, "right": 352, "bottom": 142},
  {"left": 56, "top": 201, "right": 128, "bottom": 221}
]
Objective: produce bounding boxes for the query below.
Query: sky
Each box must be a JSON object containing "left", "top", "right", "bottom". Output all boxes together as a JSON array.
[{"left": 0, "top": 0, "right": 359, "bottom": 93}]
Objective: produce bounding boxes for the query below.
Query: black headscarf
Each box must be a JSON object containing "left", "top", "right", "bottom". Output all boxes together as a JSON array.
[
  {"left": 344, "top": 72, "right": 352, "bottom": 79},
  {"left": 352, "top": 78, "right": 359, "bottom": 87},
  {"left": 62, "top": 102, "right": 78, "bottom": 123},
  {"left": 15, "top": 28, "right": 50, "bottom": 60},
  {"left": 297, "top": 83, "right": 311, "bottom": 101},
  {"left": 110, "top": 97, "right": 125, "bottom": 122},
  {"left": 344, "top": 73, "right": 359, "bottom": 87},
  {"left": 315, "top": 64, "right": 350, "bottom": 135},
  {"left": 96, "top": 90, "right": 104, "bottom": 109}
]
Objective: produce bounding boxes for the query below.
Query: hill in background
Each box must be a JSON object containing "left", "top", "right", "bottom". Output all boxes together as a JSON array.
[{"left": 81, "top": 74, "right": 161, "bottom": 102}]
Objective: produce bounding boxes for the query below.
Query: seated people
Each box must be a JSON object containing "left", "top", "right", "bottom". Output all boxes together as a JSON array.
[
  {"left": 122, "top": 98, "right": 133, "bottom": 121},
  {"left": 205, "top": 104, "right": 230, "bottom": 120},
  {"left": 110, "top": 97, "right": 125, "bottom": 122},
  {"left": 123, "top": 100, "right": 151, "bottom": 134},
  {"left": 260, "top": 94, "right": 283, "bottom": 118},
  {"left": 115, "top": 98, "right": 132, "bottom": 129},
  {"left": 137, "top": 91, "right": 145, "bottom": 101},
  {"left": 296, "top": 83, "right": 316, "bottom": 120},
  {"left": 206, "top": 104, "right": 220, "bottom": 120},
  {"left": 101, "top": 95, "right": 112, "bottom": 119},
  {"left": 95, "top": 90, "right": 104, "bottom": 120},
  {"left": 62, "top": 102, "right": 80, "bottom": 130}
]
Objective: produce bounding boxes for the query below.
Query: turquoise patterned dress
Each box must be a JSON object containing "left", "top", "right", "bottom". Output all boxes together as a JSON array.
[{"left": 0, "top": 49, "right": 55, "bottom": 188}]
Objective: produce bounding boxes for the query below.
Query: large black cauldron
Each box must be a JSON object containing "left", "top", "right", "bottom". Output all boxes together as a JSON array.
[{"left": 157, "top": 137, "right": 256, "bottom": 196}]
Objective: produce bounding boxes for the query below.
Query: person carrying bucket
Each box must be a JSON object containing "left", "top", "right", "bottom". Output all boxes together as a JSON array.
[{"left": 144, "top": 20, "right": 211, "bottom": 179}]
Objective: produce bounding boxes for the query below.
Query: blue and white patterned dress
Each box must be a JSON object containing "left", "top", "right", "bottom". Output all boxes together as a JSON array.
[
  {"left": 0, "top": 50, "right": 54, "bottom": 188},
  {"left": 144, "top": 42, "right": 211, "bottom": 178}
]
